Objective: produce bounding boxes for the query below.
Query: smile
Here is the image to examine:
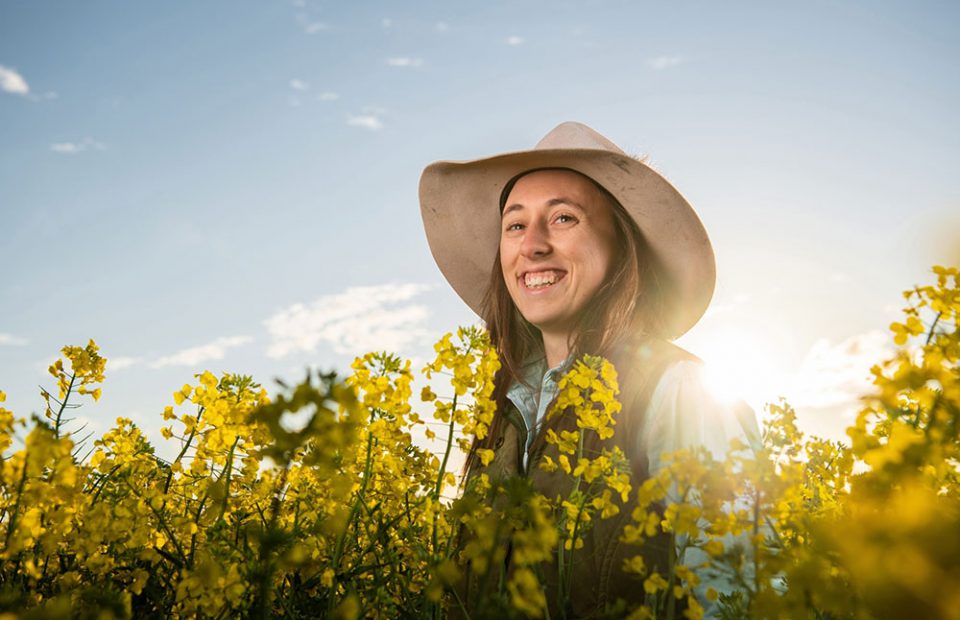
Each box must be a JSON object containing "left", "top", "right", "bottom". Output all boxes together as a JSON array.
[{"left": 521, "top": 269, "right": 567, "bottom": 290}]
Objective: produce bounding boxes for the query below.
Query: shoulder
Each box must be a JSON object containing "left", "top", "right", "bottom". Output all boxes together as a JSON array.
[
  {"left": 612, "top": 337, "right": 700, "bottom": 369},
  {"left": 642, "top": 358, "right": 762, "bottom": 463},
  {"left": 608, "top": 337, "right": 700, "bottom": 403}
]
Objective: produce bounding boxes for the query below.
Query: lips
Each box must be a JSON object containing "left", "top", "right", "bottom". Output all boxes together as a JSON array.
[{"left": 521, "top": 269, "right": 567, "bottom": 290}]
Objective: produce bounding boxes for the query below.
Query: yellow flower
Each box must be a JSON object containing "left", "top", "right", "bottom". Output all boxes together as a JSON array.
[
  {"left": 477, "top": 448, "right": 495, "bottom": 466},
  {"left": 643, "top": 572, "right": 668, "bottom": 595}
]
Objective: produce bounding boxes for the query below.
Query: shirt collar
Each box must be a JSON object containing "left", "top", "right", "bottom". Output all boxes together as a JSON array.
[{"left": 506, "top": 353, "right": 573, "bottom": 402}]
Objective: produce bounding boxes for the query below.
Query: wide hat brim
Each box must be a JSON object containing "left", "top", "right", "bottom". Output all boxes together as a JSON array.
[{"left": 419, "top": 122, "right": 716, "bottom": 339}]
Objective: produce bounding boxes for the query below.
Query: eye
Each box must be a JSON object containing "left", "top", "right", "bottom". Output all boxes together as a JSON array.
[
  {"left": 504, "top": 221, "right": 524, "bottom": 232},
  {"left": 554, "top": 213, "right": 577, "bottom": 225}
]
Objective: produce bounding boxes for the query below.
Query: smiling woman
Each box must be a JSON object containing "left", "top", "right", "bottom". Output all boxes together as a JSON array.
[
  {"left": 498, "top": 169, "right": 618, "bottom": 367},
  {"left": 419, "top": 122, "right": 761, "bottom": 618}
]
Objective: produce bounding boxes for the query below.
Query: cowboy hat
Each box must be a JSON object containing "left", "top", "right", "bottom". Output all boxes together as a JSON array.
[{"left": 418, "top": 121, "right": 715, "bottom": 339}]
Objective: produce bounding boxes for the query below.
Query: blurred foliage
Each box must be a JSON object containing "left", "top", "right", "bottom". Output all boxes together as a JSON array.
[{"left": 0, "top": 266, "right": 956, "bottom": 619}]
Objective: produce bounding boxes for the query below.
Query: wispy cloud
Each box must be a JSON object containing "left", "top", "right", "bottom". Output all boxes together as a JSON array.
[
  {"left": 702, "top": 293, "right": 750, "bottom": 319},
  {"left": 647, "top": 55, "right": 683, "bottom": 70},
  {"left": 787, "top": 330, "right": 891, "bottom": 414},
  {"left": 347, "top": 114, "right": 384, "bottom": 131},
  {"left": 50, "top": 138, "right": 106, "bottom": 154},
  {"left": 317, "top": 91, "right": 339, "bottom": 101},
  {"left": 0, "top": 65, "right": 29, "bottom": 95},
  {"left": 506, "top": 36, "right": 525, "bottom": 46},
  {"left": 108, "top": 356, "right": 142, "bottom": 372},
  {"left": 265, "top": 283, "right": 434, "bottom": 358},
  {"left": 386, "top": 57, "right": 423, "bottom": 68},
  {"left": 150, "top": 336, "right": 253, "bottom": 368},
  {"left": 289, "top": 78, "right": 309, "bottom": 91},
  {"left": 296, "top": 14, "right": 329, "bottom": 34},
  {"left": 0, "top": 333, "right": 28, "bottom": 346}
]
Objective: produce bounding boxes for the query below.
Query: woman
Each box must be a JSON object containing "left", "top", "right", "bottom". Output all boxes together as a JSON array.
[{"left": 419, "top": 122, "right": 759, "bottom": 618}]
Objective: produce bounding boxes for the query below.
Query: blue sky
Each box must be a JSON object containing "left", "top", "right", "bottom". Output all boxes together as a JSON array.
[{"left": 2, "top": 0, "right": 958, "bottom": 455}]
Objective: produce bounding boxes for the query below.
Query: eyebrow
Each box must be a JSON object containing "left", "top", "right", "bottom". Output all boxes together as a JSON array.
[{"left": 501, "top": 197, "right": 587, "bottom": 218}]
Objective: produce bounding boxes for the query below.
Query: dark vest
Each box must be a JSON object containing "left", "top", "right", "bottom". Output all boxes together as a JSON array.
[{"left": 461, "top": 338, "right": 698, "bottom": 619}]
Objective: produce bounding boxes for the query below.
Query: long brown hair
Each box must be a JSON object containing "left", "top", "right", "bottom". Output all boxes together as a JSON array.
[{"left": 464, "top": 169, "right": 665, "bottom": 474}]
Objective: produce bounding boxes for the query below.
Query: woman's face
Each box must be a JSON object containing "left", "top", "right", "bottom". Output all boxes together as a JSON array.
[{"left": 499, "top": 169, "right": 617, "bottom": 339}]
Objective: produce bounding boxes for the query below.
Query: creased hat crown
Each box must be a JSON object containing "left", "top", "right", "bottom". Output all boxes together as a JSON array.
[{"left": 534, "top": 121, "right": 627, "bottom": 154}]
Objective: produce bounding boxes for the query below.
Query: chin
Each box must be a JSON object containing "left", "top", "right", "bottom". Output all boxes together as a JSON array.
[{"left": 523, "top": 313, "right": 571, "bottom": 334}]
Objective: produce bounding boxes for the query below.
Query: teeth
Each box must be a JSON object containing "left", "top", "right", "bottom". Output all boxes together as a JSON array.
[{"left": 524, "top": 271, "right": 561, "bottom": 288}]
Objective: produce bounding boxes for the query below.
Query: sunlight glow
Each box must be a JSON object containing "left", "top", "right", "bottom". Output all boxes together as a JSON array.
[{"left": 686, "top": 327, "right": 789, "bottom": 415}]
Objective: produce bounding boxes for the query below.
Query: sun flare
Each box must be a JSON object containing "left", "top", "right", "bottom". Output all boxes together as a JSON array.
[{"left": 679, "top": 326, "right": 789, "bottom": 416}]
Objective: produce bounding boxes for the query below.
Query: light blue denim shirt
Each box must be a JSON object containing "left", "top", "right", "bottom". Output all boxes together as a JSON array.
[{"left": 505, "top": 355, "right": 570, "bottom": 469}]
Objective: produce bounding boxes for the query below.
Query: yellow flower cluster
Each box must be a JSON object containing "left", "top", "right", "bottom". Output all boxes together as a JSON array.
[
  {"left": 41, "top": 339, "right": 106, "bottom": 438},
  {"left": 0, "top": 265, "right": 956, "bottom": 619},
  {"left": 616, "top": 266, "right": 960, "bottom": 619},
  {"left": 540, "top": 357, "right": 631, "bottom": 553}
]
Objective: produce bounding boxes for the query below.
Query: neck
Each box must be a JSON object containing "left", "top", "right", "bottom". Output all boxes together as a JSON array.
[{"left": 541, "top": 330, "right": 572, "bottom": 369}]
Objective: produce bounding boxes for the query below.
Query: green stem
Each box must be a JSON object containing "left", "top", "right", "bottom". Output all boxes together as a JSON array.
[
  {"left": 252, "top": 464, "right": 291, "bottom": 619},
  {"left": 559, "top": 430, "right": 587, "bottom": 613},
  {"left": 925, "top": 311, "right": 943, "bottom": 346},
  {"left": 121, "top": 476, "right": 188, "bottom": 567},
  {"left": 434, "top": 394, "right": 459, "bottom": 499},
  {"left": 754, "top": 486, "right": 761, "bottom": 595},
  {"left": 216, "top": 437, "right": 240, "bottom": 522},
  {"left": 163, "top": 407, "right": 205, "bottom": 495},
  {"left": 53, "top": 373, "right": 76, "bottom": 439},
  {"left": 329, "top": 429, "right": 376, "bottom": 615},
  {"left": 3, "top": 451, "right": 31, "bottom": 551}
]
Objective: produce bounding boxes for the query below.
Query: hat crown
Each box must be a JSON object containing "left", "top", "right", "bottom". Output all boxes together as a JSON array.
[{"left": 534, "top": 121, "right": 627, "bottom": 155}]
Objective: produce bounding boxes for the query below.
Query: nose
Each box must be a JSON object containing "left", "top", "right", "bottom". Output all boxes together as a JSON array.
[{"left": 520, "top": 218, "right": 551, "bottom": 258}]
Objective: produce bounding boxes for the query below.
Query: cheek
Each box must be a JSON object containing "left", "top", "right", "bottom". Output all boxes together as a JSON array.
[{"left": 582, "top": 238, "right": 616, "bottom": 287}]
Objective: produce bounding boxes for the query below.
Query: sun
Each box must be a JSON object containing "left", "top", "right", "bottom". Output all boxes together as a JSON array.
[{"left": 677, "top": 325, "right": 789, "bottom": 416}]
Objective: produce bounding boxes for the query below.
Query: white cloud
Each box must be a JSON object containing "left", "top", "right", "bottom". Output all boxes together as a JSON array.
[
  {"left": 289, "top": 78, "right": 309, "bottom": 91},
  {"left": 347, "top": 114, "right": 384, "bottom": 131},
  {"left": 436, "top": 22, "right": 449, "bottom": 32},
  {"left": 0, "top": 333, "right": 28, "bottom": 346},
  {"left": 51, "top": 143, "right": 81, "bottom": 154},
  {"left": 386, "top": 57, "right": 423, "bottom": 68},
  {"left": 150, "top": 336, "right": 253, "bottom": 368},
  {"left": 265, "top": 283, "right": 434, "bottom": 358},
  {"left": 787, "top": 330, "right": 891, "bottom": 414},
  {"left": 304, "top": 21, "right": 329, "bottom": 34},
  {"left": 0, "top": 65, "right": 29, "bottom": 95},
  {"left": 647, "top": 55, "right": 683, "bottom": 70},
  {"left": 108, "top": 356, "right": 142, "bottom": 371},
  {"left": 50, "top": 137, "right": 106, "bottom": 154},
  {"left": 381, "top": 18, "right": 393, "bottom": 29},
  {"left": 506, "top": 35, "right": 525, "bottom": 46},
  {"left": 702, "top": 294, "right": 750, "bottom": 319},
  {"left": 317, "top": 91, "right": 339, "bottom": 101}
]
